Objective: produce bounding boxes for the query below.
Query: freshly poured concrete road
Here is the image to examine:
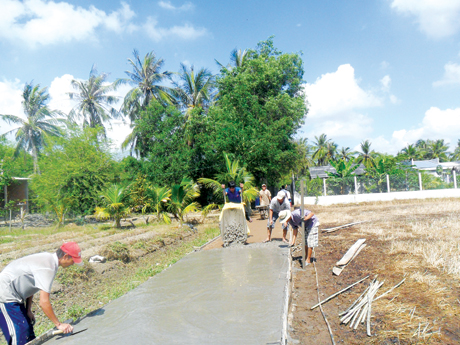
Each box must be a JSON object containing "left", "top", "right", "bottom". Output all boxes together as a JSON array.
[{"left": 49, "top": 243, "right": 289, "bottom": 345}]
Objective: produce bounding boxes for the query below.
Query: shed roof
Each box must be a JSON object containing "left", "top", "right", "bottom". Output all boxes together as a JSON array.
[{"left": 309, "top": 163, "right": 366, "bottom": 179}]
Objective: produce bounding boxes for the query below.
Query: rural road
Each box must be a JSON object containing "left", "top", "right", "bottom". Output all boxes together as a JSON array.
[{"left": 46, "top": 233, "right": 290, "bottom": 345}]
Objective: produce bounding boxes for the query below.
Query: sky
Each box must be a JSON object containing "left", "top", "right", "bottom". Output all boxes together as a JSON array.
[{"left": 1, "top": 0, "right": 460, "bottom": 155}]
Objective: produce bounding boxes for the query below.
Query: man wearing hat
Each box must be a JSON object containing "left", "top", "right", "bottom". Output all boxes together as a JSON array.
[
  {"left": 264, "top": 191, "right": 291, "bottom": 243},
  {"left": 0, "top": 242, "right": 82, "bottom": 344},
  {"left": 259, "top": 184, "right": 271, "bottom": 207},
  {"left": 279, "top": 209, "right": 319, "bottom": 265}
]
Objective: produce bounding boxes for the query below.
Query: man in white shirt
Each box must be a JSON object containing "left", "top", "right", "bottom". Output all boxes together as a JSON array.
[
  {"left": 264, "top": 191, "right": 291, "bottom": 243},
  {"left": 0, "top": 242, "right": 82, "bottom": 345}
]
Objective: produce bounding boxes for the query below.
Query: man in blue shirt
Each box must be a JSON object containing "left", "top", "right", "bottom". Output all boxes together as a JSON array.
[{"left": 221, "top": 181, "right": 252, "bottom": 221}]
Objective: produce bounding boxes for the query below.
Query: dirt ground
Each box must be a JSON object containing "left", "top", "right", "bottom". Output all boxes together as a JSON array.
[{"left": 287, "top": 199, "right": 460, "bottom": 345}]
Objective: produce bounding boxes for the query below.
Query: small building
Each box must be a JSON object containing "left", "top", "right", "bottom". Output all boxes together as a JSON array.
[
  {"left": 407, "top": 158, "right": 460, "bottom": 182},
  {"left": 2, "top": 177, "right": 30, "bottom": 212},
  {"left": 309, "top": 164, "right": 366, "bottom": 179}
]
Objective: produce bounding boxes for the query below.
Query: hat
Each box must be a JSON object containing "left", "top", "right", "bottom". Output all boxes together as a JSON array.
[
  {"left": 61, "top": 242, "right": 83, "bottom": 266},
  {"left": 262, "top": 184, "right": 266, "bottom": 187},
  {"left": 276, "top": 191, "right": 286, "bottom": 199},
  {"left": 228, "top": 181, "right": 236, "bottom": 188},
  {"left": 279, "top": 210, "right": 291, "bottom": 224}
]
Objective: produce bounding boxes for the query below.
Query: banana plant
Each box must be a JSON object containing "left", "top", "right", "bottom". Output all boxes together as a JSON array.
[{"left": 95, "top": 184, "right": 130, "bottom": 228}]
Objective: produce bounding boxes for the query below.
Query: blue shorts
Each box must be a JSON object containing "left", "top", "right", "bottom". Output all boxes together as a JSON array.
[
  {"left": 0, "top": 302, "right": 35, "bottom": 345},
  {"left": 267, "top": 211, "right": 288, "bottom": 230}
]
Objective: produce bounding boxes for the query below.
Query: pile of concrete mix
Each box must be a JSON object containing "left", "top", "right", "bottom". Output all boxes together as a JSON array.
[{"left": 219, "top": 203, "right": 248, "bottom": 247}]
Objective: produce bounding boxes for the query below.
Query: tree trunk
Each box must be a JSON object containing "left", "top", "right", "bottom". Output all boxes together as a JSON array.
[{"left": 32, "top": 144, "right": 40, "bottom": 174}]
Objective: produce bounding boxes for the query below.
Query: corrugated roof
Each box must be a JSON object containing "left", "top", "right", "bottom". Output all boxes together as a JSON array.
[{"left": 309, "top": 164, "right": 366, "bottom": 179}]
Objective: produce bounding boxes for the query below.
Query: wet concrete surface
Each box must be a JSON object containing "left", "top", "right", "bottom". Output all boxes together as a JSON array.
[{"left": 49, "top": 242, "right": 289, "bottom": 345}]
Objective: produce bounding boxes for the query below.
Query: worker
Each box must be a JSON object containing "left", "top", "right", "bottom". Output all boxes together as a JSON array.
[
  {"left": 0, "top": 242, "right": 82, "bottom": 344},
  {"left": 221, "top": 181, "right": 252, "bottom": 222},
  {"left": 259, "top": 184, "right": 271, "bottom": 206},
  {"left": 279, "top": 209, "right": 319, "bottom": 265},
  {"left": 264, "top": 191, "right": 290, "bottom": 243}
]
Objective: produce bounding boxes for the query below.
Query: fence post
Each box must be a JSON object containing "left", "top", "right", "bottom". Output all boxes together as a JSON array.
[
  {"left": 418, "top": 172, "right": 422, "bottom": 191},
  {"left": 323, "top": 178, "right": 327, "bottom": 196},
  {"left": 386, "top": 174, "right": 390, "bottom": 193},
  {"left": 300, "top": 180, "right": 306, "bottom": 269},
  {"left": 454, "top": 170, "right": 457, "bottom": 189},
  {"left": 354, "top": 176, "right": 358, "bottom": 195}
]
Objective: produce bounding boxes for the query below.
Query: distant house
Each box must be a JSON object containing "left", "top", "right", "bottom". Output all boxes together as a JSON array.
[
  {"left": 309, "top": 164, "right": 366, "bottom": 179},
  {"left": 1, "top": 177, "right": 30, "bottom": 212},
  {"left": 405, "top": 158, "right": 460, "bottom": 178}
]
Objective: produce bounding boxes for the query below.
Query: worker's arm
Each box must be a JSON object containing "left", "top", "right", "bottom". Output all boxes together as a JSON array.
[
  {"left": 39, "top": 290, "right": 73, "bottom": 333},
  {"left": 304, "top": 212, "right": 314, "bottom": 221},
  {"left": 269, "top": 208, "right": 274, "bottom": 225},
  {"left": 26, "top": 295, "right": 35, "bottom": 325}
]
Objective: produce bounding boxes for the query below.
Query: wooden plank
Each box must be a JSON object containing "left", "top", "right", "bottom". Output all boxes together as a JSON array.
[
  {"left": 322, "top": 221, "right": 367, "bottom": 233},
  {"left": 333, "top": 243, "right": 367, "bottom": 276},
  {"left": 336, "top": 239, "right": 366, "bottom": 266}
]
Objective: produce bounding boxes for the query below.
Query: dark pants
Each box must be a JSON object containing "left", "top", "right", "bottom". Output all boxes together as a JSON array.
[{"left": 0, "top": 302, "right": 35, "bottom": 345}]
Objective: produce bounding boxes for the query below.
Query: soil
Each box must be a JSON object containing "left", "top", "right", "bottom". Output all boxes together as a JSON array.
[{"left": 287, "top": 200, "right": 460, "bottom": 345}]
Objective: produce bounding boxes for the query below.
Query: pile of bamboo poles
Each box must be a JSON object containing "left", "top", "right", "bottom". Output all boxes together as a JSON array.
[{"left": 340, "top": 277, "right": 406, "bottom": 336}]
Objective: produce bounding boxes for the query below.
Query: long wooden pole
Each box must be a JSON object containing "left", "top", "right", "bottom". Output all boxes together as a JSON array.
[
  {"left": 301, "top": 180, "right": 306, "bottom": 269},
  {"left": 311, "top": 275, "right": 370, "bottom": 310}
]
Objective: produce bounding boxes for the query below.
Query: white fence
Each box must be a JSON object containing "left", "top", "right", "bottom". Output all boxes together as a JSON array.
[{"left": 294, "top": 188, "right": 460, "bottom": 206}]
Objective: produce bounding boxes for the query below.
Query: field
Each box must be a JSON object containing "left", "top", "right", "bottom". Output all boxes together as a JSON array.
[{"left": 289, "top": 198, "right": 460, "bottom": 344}]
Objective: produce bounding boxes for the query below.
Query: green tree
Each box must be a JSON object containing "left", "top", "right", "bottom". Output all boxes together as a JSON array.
[
  {"left": 68, "top": 66, "right": 119, "bottom": 136},
  {"left": 356, "top": 140, "right": 376, "bottom": 168},
  {"left": 398, "top": 144, "right": 419, "bottom": 161},
  {"left": 339, "top": 147, "right": 355, "bottom": 161},
  {"left": 206, "top": 37, "right": 307, "bottom": 185},
  {"left": 95, "top": 184, "right": 130, "bottom": 228},
  {"left": 116, "top": 50, "right": 174, "bottom": 155},
  {"left": 167, "top": 177, "right": 201, "bottom": 226},
  {"left": 1, "top": 82, "right": 63, "bottom": 174},
  {"left": 198, "top": 153, "right": 258, "bottom": 205},
  {"left": 427, "top": 139, "right": 449, "bottom": 162},
  {"left": 451, "top": 140, "right": 460, "bottom": 161},
  {"left": 327, "top": 158, "right": 359, "bottom": 195},
  {"left": 144, "top": 186, "right": 171, "bottom": 224},
  {"left": 31, "top": 127, "right": 119, "bottom": 215},
  {"left": 312, "top": 134, "right": 336, "bottom": 166}
]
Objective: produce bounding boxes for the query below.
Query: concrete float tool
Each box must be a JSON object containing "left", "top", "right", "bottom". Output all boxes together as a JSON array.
[{"left": 25, "top": 319, "right": 81, "bottom": 345}]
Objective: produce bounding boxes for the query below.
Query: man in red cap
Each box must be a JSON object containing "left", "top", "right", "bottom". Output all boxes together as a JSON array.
[{"left": 0, "top": 242, "right": 82, "bottom": 345}]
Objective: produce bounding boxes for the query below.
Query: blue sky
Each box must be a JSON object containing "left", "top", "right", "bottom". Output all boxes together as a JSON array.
[{"left": 1, "top": 0, "right": 460, "bottom": 155}]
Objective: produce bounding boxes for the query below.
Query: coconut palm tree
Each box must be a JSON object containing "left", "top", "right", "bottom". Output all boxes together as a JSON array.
[
  {"left": 94, "top": 184, "right": 130, "bottom": 229},
  {"left": 172, "top": 64, "right": 214, "bottom": 117},
  {"left": 399, "top": 144, "right": 419, "bottom": 161},
  {"left": 167, "top": 177, "right": 201, "bottom": 226},
  {"left": 428, "top": 139, "right": 449, "bottom": 162},
  {"left": 68, "top": 66, "right": 119, "bottom": 136},
  {"left": 116, "top": 50, "right": 174, "bottom": 154},
  {"left": 0, "top": 82, "right": 63, "bottom": 174},
  {"left": 356, "top": 140, "right": 376, "bottom": 168},
  {"left": 117, "top": 49, "right": 174, "bottom": 122},
  {"left": 198, "top": 153, "right": 258, "bottom": 205},
  {"left": 339, "top": 147, "right": 356, "bottom": 161},
  {"left": 143, "top": 186, "right": 171, "bottom": 224},
  {"left": 451, "top": 139, "right": 460, "bottom": 161},
  {"left": 215, "top": 48, "right": 249, "bottom": 70},
  {"left": 312, "top": 134, "right": 336, "bottom": 166}
]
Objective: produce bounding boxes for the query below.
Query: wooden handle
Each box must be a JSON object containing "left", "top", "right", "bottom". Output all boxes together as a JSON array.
[{"left": 52, "top": 330, "right": 64, "bottom": 335}]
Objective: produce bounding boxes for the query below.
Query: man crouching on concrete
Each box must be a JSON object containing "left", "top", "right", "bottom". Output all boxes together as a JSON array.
[{"left": 0, "top": 242, "right": 82, "bottom": 344}]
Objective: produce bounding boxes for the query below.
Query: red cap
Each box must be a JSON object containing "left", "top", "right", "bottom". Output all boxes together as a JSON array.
[{"left": 60, "top": 242, "right": 83, "bottom": 265}]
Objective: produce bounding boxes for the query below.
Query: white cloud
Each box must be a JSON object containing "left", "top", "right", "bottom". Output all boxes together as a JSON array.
[
  {"left": 301, "top": 64, "right": 381, "bottom": 142},
  {"left": 433, "top": 62, "right": 460, "bottom": 86},
  {"left": 380, "top": 75, "right": 400, "bottom": 103},
  {"left": 0, "top": 79, "right": 24, "bottom": 136},
  {"left": 0, "top": 0, "right": 137, "bottom": 47},
  {"left": 380, "top": 61, "right": 390, "bottom": 69},
  {"left": 158, "top": 1, "right": 194, "bottom": 11},
  {"left": 391, "top": 0, "right": 460, "bottom": 38},
  {"left": 144, "top": 17, "right": 207, "bottom": 41},
  {"left": 369, "top": 107, "right": 460, "bottom": 154}
]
